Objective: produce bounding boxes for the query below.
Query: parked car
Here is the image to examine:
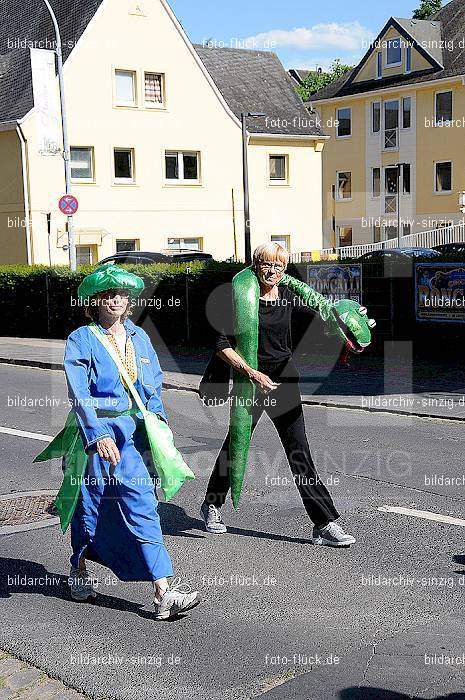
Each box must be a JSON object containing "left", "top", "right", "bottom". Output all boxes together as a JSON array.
[
  {"left": 357, "top": 247, "right": 441, "bottom": 262},
  {"left": 432, "top": 243, "right": 465, "bottom": 255},
  {"left": 98, "top": 250, "right": 213, "bottom": 266}
]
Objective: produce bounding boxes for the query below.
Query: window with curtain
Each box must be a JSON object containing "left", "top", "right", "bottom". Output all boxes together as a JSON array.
[{"left": 144, "top": 73, "right": 164, "bottom": 105}]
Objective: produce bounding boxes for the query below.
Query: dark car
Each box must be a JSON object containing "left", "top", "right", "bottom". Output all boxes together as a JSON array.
[
  {"left": 98, "top": 250, "right": 213, "bottom": 266},
  {"left": 357, "top": 247, "right": 440, "bottom": 262},
  {"left": 433, "top": 243, "right": 465, "bottom": 255}
]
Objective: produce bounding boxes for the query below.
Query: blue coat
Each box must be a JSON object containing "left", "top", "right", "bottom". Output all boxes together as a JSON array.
[
  {"left": 63, "top": 320, "right": 173, "bottom": 581},
  {"left": 65, "top": 319, "right": 167, "bottom": 449}
]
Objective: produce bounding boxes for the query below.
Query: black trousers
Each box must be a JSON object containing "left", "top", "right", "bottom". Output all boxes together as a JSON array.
[{"left": 205, "top": 359, "right": 340, "bottom": 528}]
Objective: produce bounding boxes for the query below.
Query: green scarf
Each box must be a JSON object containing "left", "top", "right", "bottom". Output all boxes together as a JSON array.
[{"left": 229, "top": 268, "right": 343, "bottom": 508}]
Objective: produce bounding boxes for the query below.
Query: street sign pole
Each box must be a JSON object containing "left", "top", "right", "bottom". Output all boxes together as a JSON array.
[{"left": 41, "top": 0, "right": 76, "bottom": 271}]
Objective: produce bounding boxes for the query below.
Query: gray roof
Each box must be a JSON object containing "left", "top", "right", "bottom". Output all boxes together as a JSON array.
[
  {"left": 311, "top": 0, "right": 465, "bottom": 102},
  {"left": 0, "top": 0, "right": 104, "bottom": 123},
  {"left": 194, "top": 45, "right": 326, "bottom": 137},
  {"left": 394, "top": 17, "right": 443, "bottom": 67},
  {"left": 0, "top": 0, "right": 322, "bottom": 138}
]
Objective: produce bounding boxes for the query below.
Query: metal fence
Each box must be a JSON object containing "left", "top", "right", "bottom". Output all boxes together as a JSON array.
[
  {"left": 321, "top": 222, "right": 465, "bottom": 260},
  {"left": 229, "top": 222, "right": 465, "bottom": 264}
]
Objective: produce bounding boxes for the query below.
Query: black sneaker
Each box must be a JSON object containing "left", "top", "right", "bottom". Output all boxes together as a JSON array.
[{"left": 312, "top": 522, "right": 356, "bottom": 547}]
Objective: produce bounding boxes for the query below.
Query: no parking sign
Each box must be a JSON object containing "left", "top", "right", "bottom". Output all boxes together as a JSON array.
[{"left": 58, "top": 194, "right": 79, "bottom": 216}]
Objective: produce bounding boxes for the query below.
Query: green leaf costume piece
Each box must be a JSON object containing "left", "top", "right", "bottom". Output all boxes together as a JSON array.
[{"left": 228, "top": 268, "right": 375, "bottom": 508}]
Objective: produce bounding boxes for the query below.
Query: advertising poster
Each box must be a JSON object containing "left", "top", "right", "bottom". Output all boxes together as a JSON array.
[
  {"left": 416, "top": 263, "right": 465, "bottom": 323},
  {"left": 307, "top": 263, "right": 362, "bottom": 303}
]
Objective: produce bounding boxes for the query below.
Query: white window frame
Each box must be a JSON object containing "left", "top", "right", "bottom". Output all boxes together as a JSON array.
[
  {"left": 144, "top": 71, "right": 166, "bottom": 109},
  {"left": 402, "top": 96, "right": 412, "bottom": 130},
  {"left": 270, "top": 234, "right": 291, "bottom": 251},
  {"left": 116, "top": 239, "right": 140, "bottom": 253},
  {"left": 372, "top": 167, "right": 381, "bottom": 198},
  {"left": 384, "top": 166, "right": 399, "bottom": 214},
  {"left": 114, "top": 69, "right": 138, "bottom": 108},
  {"left": 337, "top": 226, "right": 353, "bottom": 247},
  {"left": 383, "top": 99, "right": 399, "bottom": 151},
  {"left": 336, "top": 170, "right": 352, "bottom": 201},
  {"left": 164, "top": 151, "right": 201, "bottom": 185},
  {"left": 435, "top": 90, "right": 453, "bottom": 126},
  {"left": 70, "top": 146, "right": 95, "bottom": 183},
  {"left": 376, "top": 52, "right": 382, "bottom": 79},
  {"left": 401, "top": 163, "right": 411, "bottom": 197},
  {"left": 336, "top": 107, "right": 352, "bottom": 139},
  {"left": 434, "top": 160, "right": 453, "bottom": 195},
  {"left": 385, "top": 37, "right": 403, "bottom": 68},
  {"left": 372, "top": 101, "right": 381, "bottom": 134},
  {"left": 406, "top": 46, "right": 412, "bottom": 73},
  {"left": 269, "top": 154, "right": 289, "bottom": 185},
  {"left": 167, "top": 237, "right": 204, "bottom": 251},
  {"left": 113, "top": 147, "right": 136, "bottom": 184}
]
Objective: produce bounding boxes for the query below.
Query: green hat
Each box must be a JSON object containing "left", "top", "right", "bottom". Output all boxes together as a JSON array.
[{"left": 77, "top": 263, "right": 145, "bottom": 301}]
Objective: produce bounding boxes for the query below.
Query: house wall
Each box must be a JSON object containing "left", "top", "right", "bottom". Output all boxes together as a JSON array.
[
  {"left": 319, "top": 98, "right": 366, "bottom": 246},
  {"left": 0, "top": 129, "right": 28, "bottom": 264},
  {"left": 248, "top": 137, "right": 325, "bottom": 253},
  {"left": 19, "top": 0, "right": 324, "bottom": 264}
]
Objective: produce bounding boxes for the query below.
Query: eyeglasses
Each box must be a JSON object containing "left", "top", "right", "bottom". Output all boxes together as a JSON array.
[{"left": 258, "top": 262, "right": 285, "bottom": 272}]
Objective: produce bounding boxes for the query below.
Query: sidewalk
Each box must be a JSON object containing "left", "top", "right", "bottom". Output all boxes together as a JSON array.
[{"left": 1, "top": 336, "right": 465, "bottom": 421}]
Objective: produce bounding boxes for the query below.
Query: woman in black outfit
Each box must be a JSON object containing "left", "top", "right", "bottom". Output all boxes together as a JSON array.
[{"left": 200, "top": 242, "right": 356, "bottom": 547}]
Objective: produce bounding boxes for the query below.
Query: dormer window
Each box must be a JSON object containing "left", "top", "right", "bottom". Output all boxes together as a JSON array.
[{"left": 386, "top": 38, "right": 402, "bottom": 67}]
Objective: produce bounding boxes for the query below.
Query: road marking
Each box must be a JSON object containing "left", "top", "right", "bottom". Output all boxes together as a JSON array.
[
  {"left": 378, "top": 505, "right": 465, "bottom": 528},
  {"left": 0, "top": 426, "right": 53, "bottom": 442}
]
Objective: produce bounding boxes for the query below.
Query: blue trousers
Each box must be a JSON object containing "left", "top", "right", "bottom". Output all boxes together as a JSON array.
[{"left": 70, "top": 415, "right": 173, "bottom": 581}]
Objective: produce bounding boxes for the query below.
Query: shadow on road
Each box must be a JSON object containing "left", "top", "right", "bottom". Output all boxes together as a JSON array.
[
  {"left": 0, "top": 557, "right": 190, "bottom": 622},
  {"left": 158, "top": 502, "right": 313, "bottom": 545},
  {"left": 452, "top": 553, "right": 465, "bottom": 575},
  {"left": 340, "top": 689, "right": 465, "bottom": 699}
]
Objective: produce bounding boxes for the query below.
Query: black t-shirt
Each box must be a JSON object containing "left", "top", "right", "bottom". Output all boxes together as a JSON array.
[{"left": 213, "top": 284, "right": 314, "bottom": 372}]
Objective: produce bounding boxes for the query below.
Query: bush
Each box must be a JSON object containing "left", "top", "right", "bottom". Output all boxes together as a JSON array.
[{"left": 0, "top": 261, "right": 244, "bottom": 344}]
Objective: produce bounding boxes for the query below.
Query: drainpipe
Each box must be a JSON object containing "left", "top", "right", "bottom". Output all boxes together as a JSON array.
[{"left": 16, "top": 124, "right": 32, "bottom": 265}]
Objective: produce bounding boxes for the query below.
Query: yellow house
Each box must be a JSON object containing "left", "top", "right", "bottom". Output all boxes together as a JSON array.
[
  {"left": 311, "top": 0, "right": 465, "bottom": 249},
  {"left": 0, "top": 0, "right": 327, "bottom": 265}
]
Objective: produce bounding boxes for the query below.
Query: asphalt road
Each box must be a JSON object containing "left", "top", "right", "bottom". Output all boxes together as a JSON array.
[{"left": 1, "top": 364, "right": 465, "bottom": 700}]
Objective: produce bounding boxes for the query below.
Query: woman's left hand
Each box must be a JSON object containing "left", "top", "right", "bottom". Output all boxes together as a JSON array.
[{"left": 96, "top": 437, "right": 121, "bottom": 466}]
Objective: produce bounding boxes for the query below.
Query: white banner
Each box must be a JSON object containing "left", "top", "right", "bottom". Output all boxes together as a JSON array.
[{"left": 30, "top": 48, "right": 62, "bottom": 155}]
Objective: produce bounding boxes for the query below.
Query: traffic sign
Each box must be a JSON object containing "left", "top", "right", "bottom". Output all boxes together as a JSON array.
[{"left": 58, "top": 194, "right": 79, "bottom": 216}]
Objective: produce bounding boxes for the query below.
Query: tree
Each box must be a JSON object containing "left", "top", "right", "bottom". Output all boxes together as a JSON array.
[
  {"left": 297, "top": 59, "right": 353, "bottom": 102},
  {"left": 412, "top": 0, "right": 442, "bottom": 19}
]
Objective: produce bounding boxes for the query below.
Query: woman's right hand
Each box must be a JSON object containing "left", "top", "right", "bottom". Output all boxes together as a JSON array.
[
  {"left": 249, "top": 370, "right": 280, "bottom": 394},
  {"left": 96, "top": 437, "right": 121, "bottom": 466}
]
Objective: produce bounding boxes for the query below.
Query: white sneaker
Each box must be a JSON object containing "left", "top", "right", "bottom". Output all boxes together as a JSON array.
[
  {"left": 312, "top": 522, "right": 356, "bottom": 548},
  {"left": 69, "top": 566, "right": 98, "bottom": 602},
  {"left": 154, "top": 578, "right": 201, "bottom": 620},
  {"left": 200, "top": 501, "right": 227, "bottom": 534}
]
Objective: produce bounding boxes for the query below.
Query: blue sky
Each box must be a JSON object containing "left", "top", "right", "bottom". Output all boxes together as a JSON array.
[{"left": 169, "top": 0, "right": 429, "bottom": 70}]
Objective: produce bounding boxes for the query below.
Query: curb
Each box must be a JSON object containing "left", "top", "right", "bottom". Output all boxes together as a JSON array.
[{"left": 1, "top": 355, "right": 463, "bottom": 424}]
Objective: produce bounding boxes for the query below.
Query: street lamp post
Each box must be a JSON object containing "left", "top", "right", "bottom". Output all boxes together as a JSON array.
[
  {"left": 241, "top": 111, "right": 265, "bottom": 264},
  {"left": 41, "top": 0, "right": 76, "bottom": 271}
]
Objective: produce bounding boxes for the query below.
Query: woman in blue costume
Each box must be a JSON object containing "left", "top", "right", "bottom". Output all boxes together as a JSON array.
[{"left": 46, "top": 265, "right": 200, "bottom": 620}]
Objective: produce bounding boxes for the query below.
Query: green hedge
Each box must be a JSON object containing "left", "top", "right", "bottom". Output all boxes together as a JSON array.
[{"left": 0, "top": 262, "right": 244, "bottom": 344}]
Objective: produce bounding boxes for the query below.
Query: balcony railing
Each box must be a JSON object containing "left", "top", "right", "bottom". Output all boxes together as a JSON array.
[
  {"left": 384, "top": 195, "right": 397, "bottom": 214},
  {"left": 384, "top": 127, "right": 398, "bottom": 150},
  {"left": 321, "top": 222, "right": 465, "bottom": 260}
]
